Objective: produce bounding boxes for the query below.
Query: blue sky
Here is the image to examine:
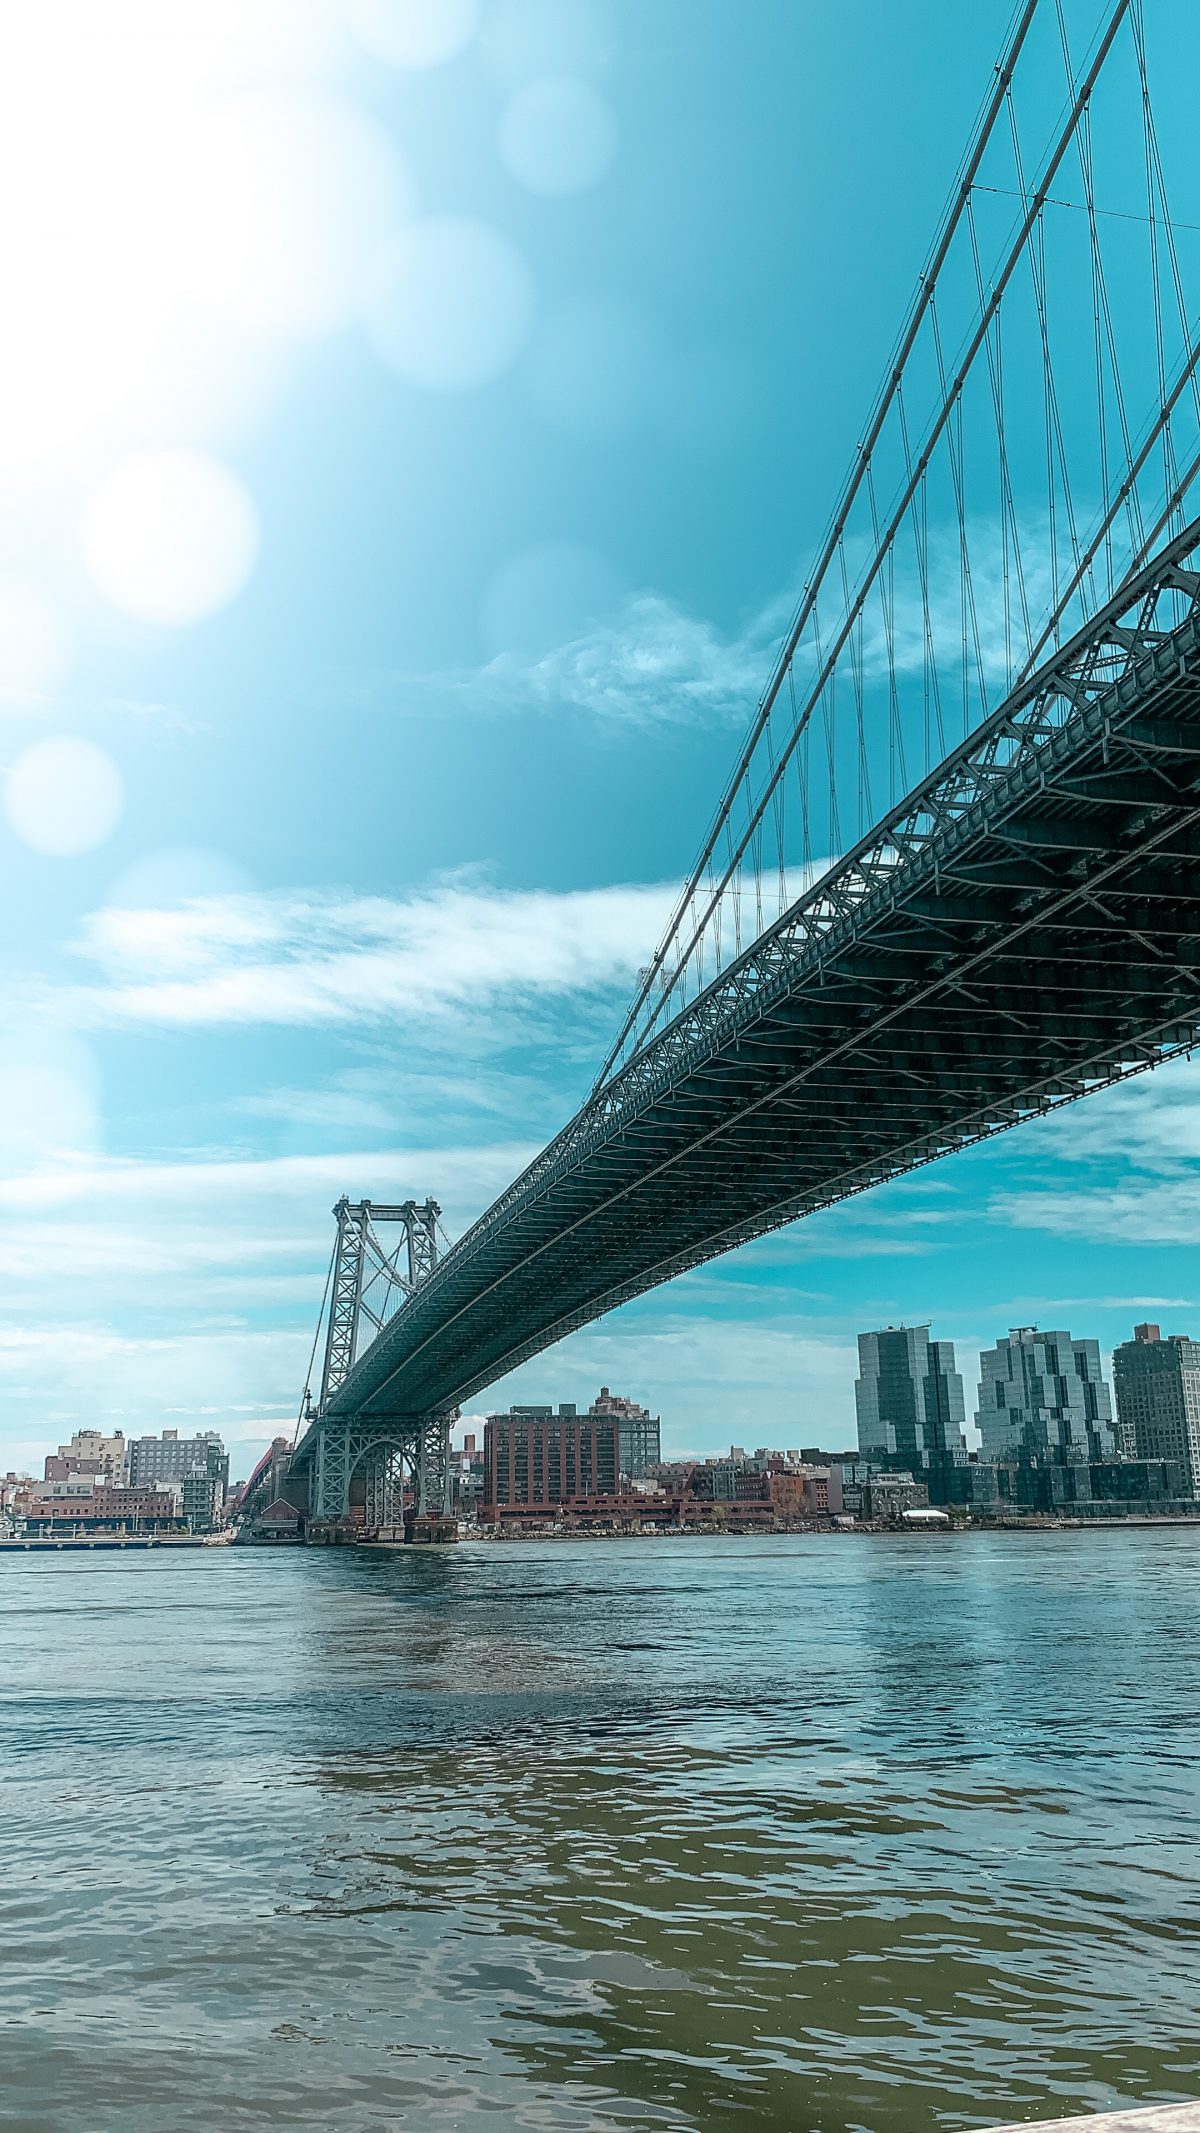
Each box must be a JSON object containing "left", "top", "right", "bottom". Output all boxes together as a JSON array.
[{"left": 2, "top": 0, "right": 1199, "bottom": 1481}]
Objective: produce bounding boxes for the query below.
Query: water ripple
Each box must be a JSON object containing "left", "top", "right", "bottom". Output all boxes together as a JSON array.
[{"left": 2, "top": 1534, "right": 1200, "bottom": 2128}]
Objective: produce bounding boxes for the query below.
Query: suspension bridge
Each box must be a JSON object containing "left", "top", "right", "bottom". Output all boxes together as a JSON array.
[{"left": 251, "top": 0, "right": 1200, "bottom": 1535}]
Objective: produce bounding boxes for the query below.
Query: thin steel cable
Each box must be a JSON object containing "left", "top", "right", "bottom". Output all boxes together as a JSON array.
[
  {"left": 898, "top": 382, "right": 946, "bottom": 768},
  {"left": 1132, "top": 0, "right": 1200, "bottom": 512},
  {"left": 1007, "top": 78, "right": 1088, "bottom": 631},
  {"left": 594, "top": 0, "right": 1046, "bottom": 1084},
  {"left": 839, "top": 534, "right": 872, "bottom": 833},
  {"left": 810, "top": 592, "right": 842, "bottom": 852},
  {"left": 598, "top": 0, "right": 1131, "bottom": 1079},
  {"left": 1020, "top": 310, "right": 1200, "bottom": 681},
  {"left": 790, "top": 664, "right": 812, "bottom": 875},
  {"left": 295, "top": 1233, "right": 338, "bottom": 1446},
  {"left": 930, "top": 289, "right": 990, "bottom": 732},
  {"left": 968, "top": 183, "right": 1032, "bottom": 673},
  {"left": 1133, "top": 0, "right": 1177, "bottom": 529},
  {"left": 867, "top": 463, "right": 904, "bottom": 804},
  {"left": 1078, "top": 96, "right": 1145, "bottom": 560},
  {"left": 971, "top": 182, "right": 1200, "bottom": 236}
]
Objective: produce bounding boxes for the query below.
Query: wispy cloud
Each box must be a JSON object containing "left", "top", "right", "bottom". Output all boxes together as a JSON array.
[
  {"left": 452, "top": 517, "right": 1063, "bottom": 735},
  {"left": 994, "top": 1180, "right": 1200, "bottom": 1249},
  {"left": 454, "top": 589, "right": 791, "bottom": 726},
  {"left": 70, "top": 879, "right": 677, "bottom": 1030},
  {"left": 981, "top": 1052, "right": 1200, "bottom": 1245},
  {"left": 0, "top": 1140, "right": 538, "bottom": 1220},
  {"left": 858, "top": 516, "right": 1059, "bottom": 693}
]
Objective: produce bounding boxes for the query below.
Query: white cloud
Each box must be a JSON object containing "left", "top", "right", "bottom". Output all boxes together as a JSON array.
[
  {"left": 462, "top": 588, "right": 790, "bottom": 726},
  {"left": 70, "top": 878, "right": 676, "bottom": 1029},
  {"left": 1030, "top": 1053, "right": 1200, "bottom": 1169},
  {"left": 486, "top": 1297, "right": 861, "bottom": 1456},
  {"left": 986, "top": 1053, "right": 1200, "bottom": 1244},
  {"left": 0, "top": 1138, "right": 537, "bottom": 1219},
  {"left": 857, "top": 516, "right": 1059, "bottom": 695},
  {"left": 0, "top": 1317, "right": 303, "bottom": 1478},
  {"left": 994, "top": 1180, "right": 1200, "bottom": 1249},
  {"left": 452, "top": 515, "right": 1060, "bottom": 735},
  {"left": 0, "top": 1136, "right": 541, "bottom": 1474}
]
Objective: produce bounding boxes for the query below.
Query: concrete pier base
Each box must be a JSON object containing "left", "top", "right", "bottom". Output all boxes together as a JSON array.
[{"left": 404, "top": 1514, "right": 458, "bottom": 1544}]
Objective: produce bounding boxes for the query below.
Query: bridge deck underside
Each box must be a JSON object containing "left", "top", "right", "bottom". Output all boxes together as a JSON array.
[{"left": 316, "top": 615, "right": 1200, "bottom": 1427}]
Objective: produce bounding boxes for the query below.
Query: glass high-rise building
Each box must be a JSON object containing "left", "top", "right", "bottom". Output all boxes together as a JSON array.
[
  {"left": 975, "top": 1328, "right": 1115, "bottom": 1465},
  {"left": 854, "top": 1326, "right": 967, "bottom": 1485},
  {"left": 1112, "top": 1322, "right": 1200, "bottom": 1496}
]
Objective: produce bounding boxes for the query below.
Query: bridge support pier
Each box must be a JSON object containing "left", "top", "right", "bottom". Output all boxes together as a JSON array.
[{"left": 305, "top": 1409, "right": 456, "bottom": 1538}]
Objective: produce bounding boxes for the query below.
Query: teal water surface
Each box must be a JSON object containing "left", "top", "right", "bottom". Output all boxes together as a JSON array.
[{"left": 2, "top": 1531, "right": 1200, "bottom": 2131}]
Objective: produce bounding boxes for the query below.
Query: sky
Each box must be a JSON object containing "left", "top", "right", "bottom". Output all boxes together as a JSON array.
[{"left": 2, "top": 0, "right": 1200, "bottom": 1483}]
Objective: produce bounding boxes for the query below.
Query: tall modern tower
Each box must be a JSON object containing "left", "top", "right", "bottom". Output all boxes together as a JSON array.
[
  {"left": 855, "top": 1326, "right": 967, "bottom": 1489},
  {"left": 1112, "top": 1323, "right": 1200, "bottom": 1496},
  {"left": 975, "top": 1329, "right": 1116, "bottom": 1465}
]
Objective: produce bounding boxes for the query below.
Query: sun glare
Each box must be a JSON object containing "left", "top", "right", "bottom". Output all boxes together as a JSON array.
[
  {"left": 0, "top": 0, "right": 562, "bottom": 869},
  {"left": 0, "top": 3, "right": 371, "bottom": 480}
]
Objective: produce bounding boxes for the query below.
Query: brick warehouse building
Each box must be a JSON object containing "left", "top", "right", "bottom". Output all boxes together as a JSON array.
[
  {"left": 482, "top": 1404, "right": 620, "bottom": 1520},
  {"left": 24, "top": 1486, "right": 184, "bottom": 1535}
]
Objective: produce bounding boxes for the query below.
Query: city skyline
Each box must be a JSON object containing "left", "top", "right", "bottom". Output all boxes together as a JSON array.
[{"left": 11, "top": 1311, "right": 1196, "bottom": 1490}]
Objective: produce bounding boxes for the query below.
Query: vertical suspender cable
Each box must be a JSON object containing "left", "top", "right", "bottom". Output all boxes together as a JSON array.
[
  {"left": 600, "top": 0, "right": 1134, "bottom": 1079},
  {"left": 594, "top": 0, "right": 1044, "bottom": 1086}
]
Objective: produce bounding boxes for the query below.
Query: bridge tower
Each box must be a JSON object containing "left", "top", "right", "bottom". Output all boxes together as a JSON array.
[{"left": 307, "top": 1198, "right": 455, "bottom": 1536}]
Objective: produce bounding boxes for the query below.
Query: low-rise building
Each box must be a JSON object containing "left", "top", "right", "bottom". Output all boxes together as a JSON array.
[
  {"left": 182, "top": 1470, "right": 224, "bottom": 1533},
  {"left": 24, "top": 1485, "right": 184, "bottom": 1534},
  {"left": 802, "top": 1468, "right": 830, "bottom": 1514},
  {"left": 861, "top": 1473, "right": 930, "bottom": 1521},
  {"left": 0, "top": 1472, "right": 35, "bottom": 1532},
  {"left": 828, "top": 1460, "right": 929, "bottom": 1520},
  {"left": 43, "top": 1430, "right": 128, "bottom": 1484},
  {"left": 449, "top": 1431, "right": 485, "bottom": 1514},
  {"left": 252, "top": 1497, "right": 302, "bottom": 1542}
]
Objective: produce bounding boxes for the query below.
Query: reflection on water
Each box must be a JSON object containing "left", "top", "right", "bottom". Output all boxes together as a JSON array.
[{"left": 3, "top": 1533, "right": 1200, "bottom": 2130}]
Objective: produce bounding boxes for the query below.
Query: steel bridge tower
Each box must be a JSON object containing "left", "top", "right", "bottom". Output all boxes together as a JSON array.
[{"left": 307, "top": 1197, "right": 455, "bottom": 1533}]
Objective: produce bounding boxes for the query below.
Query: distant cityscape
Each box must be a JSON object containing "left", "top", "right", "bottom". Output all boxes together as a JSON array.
[
  {"left": 447, "top": 1318, "right": 1200, "bottom": 1534},
  {"left": 1, "top": 1428, "right": 230, "bottom": 1541},
  {"left": 5, "top": 1316, "right": 1200, "bottom": 1544}
]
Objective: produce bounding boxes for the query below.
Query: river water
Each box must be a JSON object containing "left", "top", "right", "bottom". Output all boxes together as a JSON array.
[{"left": 2, "top": 1532, "right": 1200, "bottom": 2132}]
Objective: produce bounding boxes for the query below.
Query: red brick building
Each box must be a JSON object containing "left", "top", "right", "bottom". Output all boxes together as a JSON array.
[
  {"left": 481, "top": 1406, "right": 620, "bottom": 1519},
  {"left": 25, "top": 1487, "right": 183, "bottom": 1534}
]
